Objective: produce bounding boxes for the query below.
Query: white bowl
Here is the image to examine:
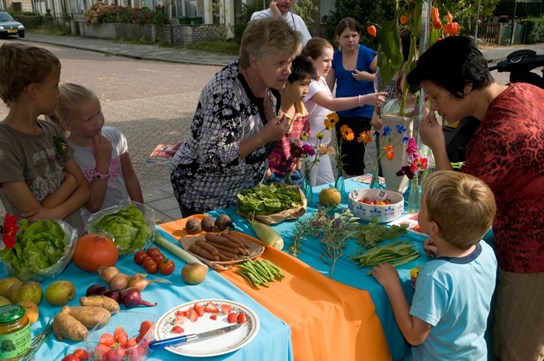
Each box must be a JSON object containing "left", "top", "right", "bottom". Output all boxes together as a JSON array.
[{"left": 348, "top": 189, "right": 404, "bottom": 223}]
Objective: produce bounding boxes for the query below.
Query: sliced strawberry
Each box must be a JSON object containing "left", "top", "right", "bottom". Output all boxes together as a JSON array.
[
  {"left": 227, "top": 312, "right": 237, "bottom": 323},
  {"left": 209, "top": 314, "right": 217, "bottom": 321},
  {"left": 174, "top": 314, "right": 187, "bottom": 325},
  {"left": 205, "top": 301, "right": 219, "bottom": 313},
  {"left": 193, "top": 303, "right": 205, "bottom": 316},
  {"left": 221, "top": 304, "right": 233, "bottom": 315},
  {"left": 187, "top": 308, "right": 199, "bottom": 322},
  {"left": 171, "top": 325, "right": 184, "bottom": 334},
  {"left": 237, "top": 312, "right": 247, "bottom": 324}
]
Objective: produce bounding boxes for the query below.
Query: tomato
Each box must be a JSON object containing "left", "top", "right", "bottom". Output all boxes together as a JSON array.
[
  {"left": 144, "top": 260, "right": 158, "bottom": 274},
  {"left": 146, "top": 247, "right": 161, "bottom": 258},
  {"left": 159, "top": 259, "right": 175, "bottom": 275},
  {"left": 73, "top": 348, "right": 90, "bottom": 360},
  {"left": 152, "top": 253, "right": 165, "bottom": 264},
  {"left": 133, "top": 250, "right": 147, "bottom": 265},
  {"left": 142, "top": 256, "right": 155, "bottom": 268},
  {"left": 367, "top": 25, "right": 377, "bottom": 37}
]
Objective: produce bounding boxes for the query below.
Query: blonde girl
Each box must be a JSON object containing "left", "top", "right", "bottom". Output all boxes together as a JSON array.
[
  {"left": 302, "top": 37, "right": 386, "bottom": 186},
  {"left": 54, "top": 83, "right": 143, "bottom": 224}
]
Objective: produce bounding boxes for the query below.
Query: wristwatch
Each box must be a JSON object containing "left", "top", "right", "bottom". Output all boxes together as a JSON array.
[{"left": 94, "top": 169, "right": 110, "bottom": 180}]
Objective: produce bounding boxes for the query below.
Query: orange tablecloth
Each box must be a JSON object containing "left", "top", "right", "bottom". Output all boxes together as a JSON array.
[{"left": 161, "top": 220, "right": 391, "bottom": 361}]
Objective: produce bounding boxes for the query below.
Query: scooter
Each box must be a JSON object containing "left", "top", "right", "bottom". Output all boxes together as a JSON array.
[{"left": 489, "top": 49, "right": 544, "bottom": 88}]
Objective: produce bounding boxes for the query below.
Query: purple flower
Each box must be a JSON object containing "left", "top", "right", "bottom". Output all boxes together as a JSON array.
[
  {"left": 302, "top": 144, "right": 315, "bottom": 156},
  {"left": 396, "top": 166, "right": 416, "bottom": 179}
]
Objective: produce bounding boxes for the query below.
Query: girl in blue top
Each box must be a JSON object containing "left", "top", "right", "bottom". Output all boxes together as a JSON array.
[
  {"left": 326, "top": 17, "right": 378, "bottom": 177},
  {"left": 373, "top": 170, "right": 498, "bottom": 361}
]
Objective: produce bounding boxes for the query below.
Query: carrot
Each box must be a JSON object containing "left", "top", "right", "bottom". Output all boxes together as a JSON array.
[{"left": 195, "top": 239, "right": 220, "bottom": 255}]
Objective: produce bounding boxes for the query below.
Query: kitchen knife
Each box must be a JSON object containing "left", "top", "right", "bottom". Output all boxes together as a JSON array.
[{"left": 149, "top": 323, "right": 242, "bottom": 350}]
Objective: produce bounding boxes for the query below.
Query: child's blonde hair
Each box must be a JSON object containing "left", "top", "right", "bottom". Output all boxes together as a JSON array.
[
  {"left": 54, "top": 83, "right": 96, "bottom": 123},
  {"left": 301, "top": 37, "right": 333, "bottom": 80},
  {"left": 422, "top": 170, "right": 496, "bottom": 249},
  {"left": 0, "top": 43, "right": 61, "bottom": 106}
]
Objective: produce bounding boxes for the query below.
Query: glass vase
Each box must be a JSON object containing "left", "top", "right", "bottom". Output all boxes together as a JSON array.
[
  {"left": 369, "top": 172, "right": 381, "bottom": 189},
  {"left": 302, "top": 176, "right": 314, "bottom": 207},
  {"left": 335, "top": 175, "right": 348, "bottom": 204},
  {"left": 406, "top": 173, "right": 420, "bottom": 214}
]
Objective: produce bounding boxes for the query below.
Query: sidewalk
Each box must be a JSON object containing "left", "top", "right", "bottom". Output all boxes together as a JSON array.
[{"left": 15, "top": 33, "right": 544, "bottom": 224}]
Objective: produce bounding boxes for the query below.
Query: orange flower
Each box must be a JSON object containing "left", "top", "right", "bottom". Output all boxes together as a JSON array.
[
  {"left": 399, "top": 15, "right": 408, "bottom": 25},
  {"left": 445, "top": 22, "right": 459, "bottom": 36},
  {"left": 324, "top": 113, "right": 339, "bottom": 129},
  {"left": 358, "top": 131, "right": 373, "bottom": 144},
  {"left": 384, "top": 144, "right": 394, "bottom": 160},
  {"left": 340, "top": 125, "right": 354, "bottom": 141}
]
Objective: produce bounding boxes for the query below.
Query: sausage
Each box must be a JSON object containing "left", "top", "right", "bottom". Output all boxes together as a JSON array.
[
  {"left": 205, "top": 233, "right": 243, "bottom": 252},
  {"left": 207, "top": 242, "right": 240, "bottom": 260},
  {"left": 222, "top": 232, "right": 250, "bottom": 256},
  {"left": 189, "top": 244, "right": 220, "bottom": 261},
  {"left": 195, "top": 239, "right": 220, "bottom": 255},
  {"left": 206, "top": 240, "right": 241, "bottom": 255}
]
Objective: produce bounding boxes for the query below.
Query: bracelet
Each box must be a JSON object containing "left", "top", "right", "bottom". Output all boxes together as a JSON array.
[
  {"left": 358, "top": 95, "right": 363, "bottom": 106},
  {"left": 94, "top": 168, "right": 110, "bottom": 180}
]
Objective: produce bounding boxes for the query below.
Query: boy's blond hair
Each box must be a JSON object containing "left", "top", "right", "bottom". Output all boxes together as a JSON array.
[
  {"left": 0, "top": 43, "right": 61, "bottom": 106},
  {"left": 54, "top": 83, "right": 96, "bottom": 123},
  {"left": 239, "top": 17, "right": 301, "bottom": 68},
  {"left": 422, "top": 170, "right": 496, "bottom": 249}
]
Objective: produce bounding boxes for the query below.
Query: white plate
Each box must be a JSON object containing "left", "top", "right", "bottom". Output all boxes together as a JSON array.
[{"left": 153, "top": 299, "right": 260, "bottom": 357}]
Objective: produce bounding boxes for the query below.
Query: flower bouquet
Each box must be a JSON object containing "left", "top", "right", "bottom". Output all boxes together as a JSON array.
[{"left": 396, "top": 137, "right": 432, "bottom": 213}]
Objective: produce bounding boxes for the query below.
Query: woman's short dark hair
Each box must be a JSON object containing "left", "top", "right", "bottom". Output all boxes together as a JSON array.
[{"left": 407, "top": 36, "right": 493, "bottom": 98}]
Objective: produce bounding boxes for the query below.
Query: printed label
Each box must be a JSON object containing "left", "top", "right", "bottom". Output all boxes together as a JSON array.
[{"left": 0, "top": 323, "right": 32, "bottom": 359}]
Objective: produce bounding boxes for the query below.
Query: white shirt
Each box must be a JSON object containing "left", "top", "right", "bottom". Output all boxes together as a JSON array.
[{"left": 250, "top": 9, "right": 311, "bottom": 46}]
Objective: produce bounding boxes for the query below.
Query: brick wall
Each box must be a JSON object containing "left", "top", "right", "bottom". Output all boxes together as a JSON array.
[{"left": 163, "top": 24, "right": 220, "bottom": 46}]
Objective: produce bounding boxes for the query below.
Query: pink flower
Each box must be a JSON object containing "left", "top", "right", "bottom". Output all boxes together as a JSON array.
[{"left": 406, "top": 138, "right": 418, "bottom": 156}]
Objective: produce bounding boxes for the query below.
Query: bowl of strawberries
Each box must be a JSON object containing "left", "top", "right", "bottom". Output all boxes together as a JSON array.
[{"left": 348, "top": 189, "right": 404, "bottom": 223}]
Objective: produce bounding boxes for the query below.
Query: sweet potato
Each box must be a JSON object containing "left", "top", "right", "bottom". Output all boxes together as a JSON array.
[
  {"left": 80, "top": 295, "right": 120, "bottom": 313},
  {"left": 64, "top": 305, "right": 111, "bottom": 329},
  {"left": 189, "top": 244, "right": 220, "bottom": 261},
  {"left": 52, "top": 312, "right": 88, "bottom": 341}
]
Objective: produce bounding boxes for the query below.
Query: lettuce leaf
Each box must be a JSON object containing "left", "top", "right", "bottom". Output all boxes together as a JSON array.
[{"left": 88, "top": 204, "right": 152, "bottom": 254}]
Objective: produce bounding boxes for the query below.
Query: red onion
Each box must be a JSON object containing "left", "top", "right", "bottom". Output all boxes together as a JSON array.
[
  {"left": 104, "top": 289, "right": 122, "bottom": 304},
  {"left": 86, "top": 284, "right": 107, "bottom": 296},
  {"left": 121, "top": 288, "right": 156, "bottom": 308}
]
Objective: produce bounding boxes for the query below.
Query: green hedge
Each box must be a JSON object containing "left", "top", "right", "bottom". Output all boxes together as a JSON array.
[
  {"left": 524, "top": 18, "right": 544, "bottom": 44},
  {"left": 8, "top": 12, "right": 44, "bottom": 29}
]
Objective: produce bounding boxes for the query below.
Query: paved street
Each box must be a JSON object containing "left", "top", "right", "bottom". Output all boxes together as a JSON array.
[{"left": 0, "top": 33, "right": 542, "bottom": 222}]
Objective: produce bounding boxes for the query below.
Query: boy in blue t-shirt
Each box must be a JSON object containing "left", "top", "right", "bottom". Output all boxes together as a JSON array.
[{"left": 373, "top": 170, "right": 497, "bottom": 361}]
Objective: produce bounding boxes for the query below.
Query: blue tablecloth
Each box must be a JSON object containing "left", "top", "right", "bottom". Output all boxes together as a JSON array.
[
  {"left": 1, "top": 230, "right": 293, "bottom": 360},
  {"left": 210, "top": 178, "right": 430, "bottom": 361}
]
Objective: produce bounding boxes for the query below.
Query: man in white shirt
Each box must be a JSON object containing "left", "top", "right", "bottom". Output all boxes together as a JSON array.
[{"left": 250, "top": 0, "right": 312, "bottom": 46}]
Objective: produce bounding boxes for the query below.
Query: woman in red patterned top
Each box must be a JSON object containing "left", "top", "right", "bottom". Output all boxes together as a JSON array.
[{"left": 408, "top": 36, "right": 544, "bottom": 361}]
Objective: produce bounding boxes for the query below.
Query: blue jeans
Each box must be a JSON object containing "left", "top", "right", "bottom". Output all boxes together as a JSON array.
[{"left": 265, "top": 169, "right": 304, "bottom": 187}]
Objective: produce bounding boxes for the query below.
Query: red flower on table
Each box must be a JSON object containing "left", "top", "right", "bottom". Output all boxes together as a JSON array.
[{"left": 1, "top": 214, "right": 19, "bottom": 249}]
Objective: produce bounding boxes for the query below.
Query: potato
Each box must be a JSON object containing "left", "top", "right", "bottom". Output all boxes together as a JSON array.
[
  {"left": 80, "top": 295, "right": 120, "bottom": 313},
  {"left": 52, "top": 312, "right": 88, "bottom": 341},
  {"left": 64, "top": 305, "right": 111, "bottom": 329}
]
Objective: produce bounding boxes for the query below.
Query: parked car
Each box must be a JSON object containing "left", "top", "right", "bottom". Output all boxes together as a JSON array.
[{"left": 0, "top": 12, "right": 25, "bottom": 38}]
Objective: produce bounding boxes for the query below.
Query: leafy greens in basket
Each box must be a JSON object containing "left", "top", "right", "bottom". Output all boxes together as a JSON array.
[
  {"left": 87, "top": 203, "right": 152, "bottom": 254},
  {"left": 0, "top": 219, "right": 68, "bottom": 276},
  {"left": 237, "top": 183, "right": 303, "bottom": 216}
]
